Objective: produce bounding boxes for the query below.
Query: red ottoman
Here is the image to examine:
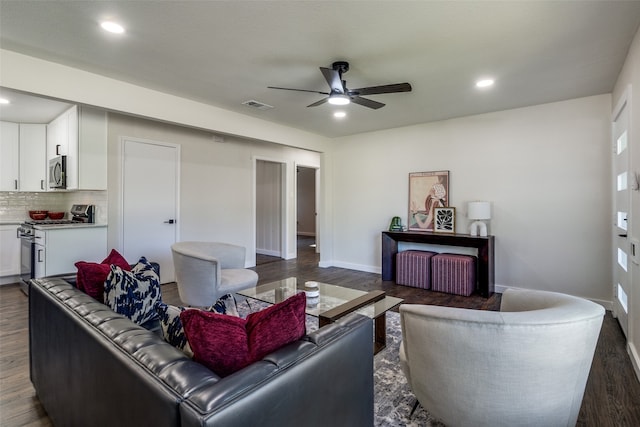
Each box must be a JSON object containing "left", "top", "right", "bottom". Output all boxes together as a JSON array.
[
  {"left": 396, "top": 250, "right": 436, "bottom": 289},
  {"left": 431, "top": 253, "right": 477, "bottom": 296}
]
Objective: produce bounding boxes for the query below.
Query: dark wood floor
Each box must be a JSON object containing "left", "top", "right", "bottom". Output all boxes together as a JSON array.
[{"left": 1, "top": 236, "right": 639, "bottom": 426}]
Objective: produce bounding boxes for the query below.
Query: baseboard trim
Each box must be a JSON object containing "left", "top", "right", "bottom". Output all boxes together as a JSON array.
[
  {"left": 0, "top": 275, "right": 21, "bottom": 286},
  {"left": 321, "top": 260, "right": 381, "bottom": 274},
  {"left": 628, "top": 342, "right": 640, "bottom": 383},
  {"left": 256, "top": 249, "right": 281, "bottom": 257}
]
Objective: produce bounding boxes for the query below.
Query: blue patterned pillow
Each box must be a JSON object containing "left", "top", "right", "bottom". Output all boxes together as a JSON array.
[
  {"left": 156, "top": 303, "right": 194, "bottom": 357},
  {"left": 210, "top": 293, "right": 239, "bottom": 317},
  {"left": 155, "top": 294, "right": 238, "bottom": 357},
  {"left": 104, "top": 257, "right": 161, "bottom": 325}
]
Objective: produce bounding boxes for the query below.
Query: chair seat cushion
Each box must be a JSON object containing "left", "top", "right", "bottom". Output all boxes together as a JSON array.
[{"left": 219, "top": 269, "right": 259, "bottom": 293}]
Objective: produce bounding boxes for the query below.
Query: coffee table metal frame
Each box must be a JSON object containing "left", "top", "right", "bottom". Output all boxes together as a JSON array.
[{"left": 237, "top": 277, "right": 403, "bottom": 354}]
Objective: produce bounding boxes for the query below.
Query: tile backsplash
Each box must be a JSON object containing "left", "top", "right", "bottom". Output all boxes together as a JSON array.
[{"left": 0, "top": 191, "right": 107, "bottom": 223}]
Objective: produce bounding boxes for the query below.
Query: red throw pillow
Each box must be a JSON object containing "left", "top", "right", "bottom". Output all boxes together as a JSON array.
[
  {"left": 75, "top": 249, "right": 130, "bottom": 300},
  {"left": 180, "top": 292, "right": 306, "bottom": 377},
  {"left": 180, "top": 310, "right": 250, "bottom": 377},
  {"left": 246, "top": 291, "right": 307, "bottom": 361}
]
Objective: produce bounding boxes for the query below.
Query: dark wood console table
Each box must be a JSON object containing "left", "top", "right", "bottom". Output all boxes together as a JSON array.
[{"left": 382, "top": 231, "right": 495, "bottom": 297}]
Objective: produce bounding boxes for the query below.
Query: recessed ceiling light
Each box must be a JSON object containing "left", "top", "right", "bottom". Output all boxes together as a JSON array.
[
  {"left": 100, "top": 21, "right": 125, "bottom": 34},
  {"left": 476, "top": 78, "right": 495, "bottom": 88},
  {"left": 0, "top": 98, "right": 10, "bottom": 105},
  {"left": 334, "top": 111, "right": 346, "bottom": 118}
]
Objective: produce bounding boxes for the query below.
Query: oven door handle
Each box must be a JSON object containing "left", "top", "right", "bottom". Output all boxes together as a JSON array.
[{"left": 18, "top": 232, "right": 34, "bottom": 241}]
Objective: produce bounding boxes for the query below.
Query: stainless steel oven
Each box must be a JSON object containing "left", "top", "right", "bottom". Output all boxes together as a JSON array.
[
  {"left": 17, "top": 204, "right": 96, "bottom": 294},
  {"left": 18, "top": 224, "right": 35, "bottom": 294}
]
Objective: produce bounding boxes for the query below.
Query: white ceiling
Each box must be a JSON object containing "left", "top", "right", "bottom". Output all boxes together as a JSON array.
[
  {"left": 0, "top": 88, "right": 72, "bottom": 123},
  {"left": 1, "top": 1, "right": 639, "bottom": 137}
]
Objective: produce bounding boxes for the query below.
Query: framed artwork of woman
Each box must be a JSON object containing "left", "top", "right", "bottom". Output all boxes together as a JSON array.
[{"left": 408, "top": 171, "right": 450, "bottom": 231}]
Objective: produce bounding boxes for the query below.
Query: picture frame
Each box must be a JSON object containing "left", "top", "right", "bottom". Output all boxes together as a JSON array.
[
  {"left": 408, "top": 170, "right": 450, "bottom": 231},
  {"left": 433, "top": 207, "right": 456, "bottom": 233}
]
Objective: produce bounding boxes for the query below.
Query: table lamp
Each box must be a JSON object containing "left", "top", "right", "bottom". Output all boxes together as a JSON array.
[{"left": 468, "top": 201, "right": 491, "bottom": 236}]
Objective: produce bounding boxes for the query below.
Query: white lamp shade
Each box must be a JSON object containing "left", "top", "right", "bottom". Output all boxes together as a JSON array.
[{"left": 468, "top": 201, "right": 491, "bottom": 220}]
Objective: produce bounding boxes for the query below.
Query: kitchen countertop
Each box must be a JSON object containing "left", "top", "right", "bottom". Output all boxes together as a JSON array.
[
  {"left": 0, "top": 221, "right": 22, "bottom": 226},
  {"left": 32, "top": 223, "right": 107, "bottom": 230}
]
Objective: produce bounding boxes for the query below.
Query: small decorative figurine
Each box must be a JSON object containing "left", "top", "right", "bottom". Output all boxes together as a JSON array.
[{"left": 389, "top": 216, "right": 404, "bottom": 231}]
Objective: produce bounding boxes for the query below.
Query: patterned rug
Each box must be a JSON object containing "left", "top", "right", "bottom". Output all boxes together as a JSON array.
[{"left": 238, "top": 298, "right": 444, "bottom": 427}]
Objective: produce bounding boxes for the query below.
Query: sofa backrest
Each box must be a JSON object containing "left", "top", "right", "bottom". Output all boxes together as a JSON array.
[{"left": 29, "top": 277, "right": 374, "bottom": 427}]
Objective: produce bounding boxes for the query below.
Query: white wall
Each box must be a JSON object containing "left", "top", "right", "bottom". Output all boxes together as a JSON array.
[
  {"left": 328, "top": 95, "right": 612, "bottom": 303},
  {"left": 0, "top": 49, "right": 329, "bottom": 152},
  {"left": 613, "top": 25, "right": 640, "bottom": 379},
  {"left": 106, "top": 113, "right": 320, "bottom": 266}
]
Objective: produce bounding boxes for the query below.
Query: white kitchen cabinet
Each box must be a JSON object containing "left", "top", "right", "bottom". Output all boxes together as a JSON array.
[
  {"left": 0, "top": 225, "right": 21, "bottom": 277},
  {"left": 47, "top": 105, "right": 107, "bottom": 190},
  {"left": 47, "top": 107, "right": 69, "bottom": 158},
  {"left": 36, "top": 226, "right": 107, "bottom": 277},
  {"left": 0, "top": 121, "right": 47, "bottom": 192},
  {"left": 0, "top": 121, "right": 20, "bottom": 191},
  {"left": 19, "top": 124, "right": 47, "bottom": 191}
]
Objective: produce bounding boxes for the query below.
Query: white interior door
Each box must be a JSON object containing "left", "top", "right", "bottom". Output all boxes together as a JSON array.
[
  {"left": 613, "top": 95, "right": 631, "bottom": 337},
  {"left": 122, "top": 138, "right": 179, "bottom": 283}
]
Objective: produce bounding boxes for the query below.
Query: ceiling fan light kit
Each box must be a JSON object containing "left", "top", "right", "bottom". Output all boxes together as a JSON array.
[
  {"left": 268, "top": 61, "right": 411, "bottom": 110},
  {"left": 328, "top": 94, "right": 350, "bottom": 105}
]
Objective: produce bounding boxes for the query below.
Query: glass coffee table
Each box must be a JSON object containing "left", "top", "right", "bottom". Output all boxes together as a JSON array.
[{"left": 237, "top": 277, "right": 403, "bottom": 354}]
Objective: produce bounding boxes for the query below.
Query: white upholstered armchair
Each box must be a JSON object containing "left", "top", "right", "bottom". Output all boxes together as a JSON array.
[
  {"left": 399, "top": 288, "right": 605, "bottom": 427},
  {"left": 171, "top": 241, "right": 259, "bottom": 307}
]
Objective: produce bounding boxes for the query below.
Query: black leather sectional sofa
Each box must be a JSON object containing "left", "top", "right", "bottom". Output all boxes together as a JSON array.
[{"left": 29, "top": 277, "right": 374, "bottom": 427}]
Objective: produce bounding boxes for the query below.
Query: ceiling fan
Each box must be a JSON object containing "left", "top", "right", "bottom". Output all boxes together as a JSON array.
[{"left": 268, "top": 61, "right": 412, "bottom": 109}]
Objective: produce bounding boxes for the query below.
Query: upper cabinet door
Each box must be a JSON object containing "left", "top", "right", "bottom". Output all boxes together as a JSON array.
[
  {"left": 44, "top": 105, "right": 107, "bottom": 191},
  {"left": 46, "top": 108, "right": 69, "bottom": 159},
  {"left": 19, "top": 124, "right": 47, "bottom": 191},
  {"left": 0, "top": 121, "right": 19, "bottom": 191}
]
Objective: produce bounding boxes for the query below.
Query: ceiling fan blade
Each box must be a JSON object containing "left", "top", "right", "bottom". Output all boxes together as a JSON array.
[
  {"left": 320, "top": 67, "right": 345, "bottom": 94},
  {"left": 349, "top": 83, "right": 412, "bottom": 96},
  {"left": 268, "top": 86, "right": 329, "bottom": 95},
  {"left": 307, "top": 97, "right": 329, "bottom": 108},
  {"left": 351, "top": 96, "right": 385, "bottom": 109}
]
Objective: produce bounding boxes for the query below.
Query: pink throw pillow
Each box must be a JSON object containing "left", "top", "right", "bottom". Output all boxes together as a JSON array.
[
  {"left": 180, "top": 292, "right": 306, "bottom": 377},
  {"left": 75, "top": 249, "right": 130, "bottom": 300}
]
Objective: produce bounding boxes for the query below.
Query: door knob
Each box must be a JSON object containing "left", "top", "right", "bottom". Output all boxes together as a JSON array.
[{"left": 164, "top": 219, "right": 175, "bottom": 224}]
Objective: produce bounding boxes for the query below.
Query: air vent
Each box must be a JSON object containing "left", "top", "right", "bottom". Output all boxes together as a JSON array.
[{"left": 242, "top": 99, "right": 274, "bottom": 110}]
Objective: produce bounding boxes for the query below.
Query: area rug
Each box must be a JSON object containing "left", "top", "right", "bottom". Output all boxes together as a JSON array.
[{"left": 238, "top": 298, "right": 444, "bottom": 427}]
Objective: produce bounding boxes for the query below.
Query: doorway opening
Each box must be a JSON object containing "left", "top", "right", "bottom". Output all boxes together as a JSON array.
[
  {"left": 296, "top": 165, "right": 318, "bottom": 257},
  {"left": 255, "top": 159, "right": 286, "bottom": 265}
]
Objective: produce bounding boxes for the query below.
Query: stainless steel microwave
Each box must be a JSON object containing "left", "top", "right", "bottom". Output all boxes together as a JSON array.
[{"left": 49, "top": 155, "right": 66, "bottom": 189}]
